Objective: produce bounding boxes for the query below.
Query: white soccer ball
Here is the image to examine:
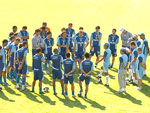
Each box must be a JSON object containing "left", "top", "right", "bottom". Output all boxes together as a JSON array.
[{"left": 43, "top": 86, "right": 49, "bottom": 92}]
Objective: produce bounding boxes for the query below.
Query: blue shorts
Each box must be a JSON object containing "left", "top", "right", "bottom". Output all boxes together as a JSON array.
[
  {"left": 0, "top": 63, "right": 6, "bottom": 72},
  {"left": 64, "top": 75, "right": 74, "bottom": 84},
  {"left": 131, "top": 64, "right": 137, "bottom": 74},
  {"left": 34, "top": 70, "right": 43, "bottom": 81},
  {"left": 52, "top": 69, "right": 63, "bottom": 80},
  {"left": 137, "top": 70, "right": 144, "bottom": 79},
  {"left": 45, "top": 53, "right": 53, "bottom": 60},
  {"left": 15, "top": 63, "right": 19, "bottom": 73},
  {"left": 10, "top": 56, "right": 14, "bottom": 68},
  {"left": 79, "top": 74, "right": 91, "bottom": 85},
  {"left": 18, "top": 64, "right": 28, "bottom": 74},
  {"left": 110, "top": 48, "right": 117, "bottom": 57},
  {"left": 103, "top": 63, "right": 109, "bottom": 72},
  {"left": 89, "top": 47, "right": 100, "bottom": 57},
  {"left": 69, "top": 42, "right": 74, "bottom": 52},
  {"left": 59, "top": 52, "right": 66, "bottom": 59},
  {"left": 75, "top": 52, "right": 84, "bottom": 59}
]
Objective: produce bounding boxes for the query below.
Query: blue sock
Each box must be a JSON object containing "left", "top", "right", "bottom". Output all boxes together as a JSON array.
[
  {"left": 53, "top": 87, "right": 56, "bottom": 94},
  {"left": 39, "top": 88, "right": 42, "bottom": 93},
  {"left": 13, "top": 70, "right": 17, "bottom": 78},
  {"left": 7, "top": 72, "right": 10, "bottom": 78},
  {"left": 0, "top": 76, "right": 2, "bottom": 84},
  {"left": 22, "top": 77, "right": 26, "bottom": 85},
  {"left": 48, "top": 61, "right": 50, "bottom": 65},
  {"left": 72, "top": 91, "right": 74, "bottom": 96},
  {"left": 4, "top": 77, "right": 7, "bottom": 84},
  {"left": 65, "top": 92, "right": 68, "bottom": 96},
  {"left": 16, "top": 75, "right": 20, "bottom": 84},
  {"left": 80, "top": 86, "right": 83, "bottom": 91},
  {"left": 10, "top": 69, "right": 14, "bottom": 80},
  {"left": 45, "top": 62, "right": 48, "bottom": 71},
  {"left": 32, "top": 87, "right": 34, "bottom": 91},
  {"left": 85, "top": 93, "right": 87, "bottom": 97},
  {"left": 112, "top": 63, "right": 114, "bottom": 66},
  {"left": 72, "top": 54, "right": 75, "bottom": 60},
  {"left": 62, "top": 87, "right": 64, "bottom": 94}
]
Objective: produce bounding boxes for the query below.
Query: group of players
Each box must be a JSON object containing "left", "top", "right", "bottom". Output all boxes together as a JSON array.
[{"left": 0, "top": 22, "right": 149, "bottom": 98}]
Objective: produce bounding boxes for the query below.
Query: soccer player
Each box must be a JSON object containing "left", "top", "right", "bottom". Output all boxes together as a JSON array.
[
  {"left": 66, "top": 23, "right": 75, "bottom": 60},
  {"left": 89, "top": 26, "right": 102, "bottom": 68},
  {"left": 57, "top": 28, "right": 66, "bottom": 39},
  {"left": 8, "top": 37, "right": 20, "bottom": 81},
  {"left": 16, "top": 41, "right": 28, "bottom": 90},
  {"left": 40, "top": 26, "right": 47, "bottom": 39},
  {"left": 57, "top": 31, "right": 70, "bottom": 59},
  {"left": 108, "top": 28, "right": 119, "bottom": 68},
  {"left": 0, "top": 40, "right": 9, "bottom": 85},
  {"left": 12, "top": 26, "right": 17, "bottom": 33},
  {"left": 96, "top": 43, "right": 111, "bottom": 86},
  {"left": 78, "top": 53, "right": 94, "bottom": 98},
  {"left": 63, "top": 52, "right": 75, "bottom": 97},
  {"left": 44, "top": 31, "right": 54, "bottom": 74},
  {"left": 8, "top": 32, "right": 14, "bottom": 42},
  {"left": 74, "top": 30, "right": 89, "bottom": 68},
  {"left": 19, "top": 26, "right": 29, "bottom": 43},
  {"left": 136, "top": 47, "right": 145, "bottom": 90},
  {"left": 139, "top": 33, "right": 149, "bottom": 76},
  {"left": 40, "top": 22, "right": 50, "bottom": 32},
  {"left": 118, "top": 48, "right": 128, "bottom": 93},
  {"left": 51, "top": 48, "right": 64, "bottom": 95},
  {"left": 132, "top": 34, "right": 141, "bottom": 47},
  {"left": 32, "top": 48, "right": 47, "bottom": 94}
]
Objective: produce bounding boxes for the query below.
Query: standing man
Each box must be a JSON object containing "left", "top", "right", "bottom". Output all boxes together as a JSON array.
[
  {"left": 40, "top": 22, "right": 50, "bottom": 32},
  {"left": 19, "top": 26, "right": 29, "bottom": 43},
  {"left": 108, "top": 28, "right": 119, "bottom": 68},
  {"left": 118, "top": 48, "right": 128, "bottom": 93},
  {"left": 133, "top": 34, "right": 141, "bottom": 47},
  {"left": 89, "top": 26, "right": 102, "bottom": 68},
  {"left": 40, "top": 27, "right": 47, "bottom": 39},
  {"left": 139, "top": 33, "right": 149, "bottom": 76}
]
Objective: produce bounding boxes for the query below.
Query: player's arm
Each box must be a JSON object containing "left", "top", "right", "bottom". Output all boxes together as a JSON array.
[
  {"left": 139, "top": 57, "right": 146, "bottom": 69},
  {"left": 90, "top": 33, "right": 93, "bottom": 48},
  {"left": 96, "top": 51, "right": 107, "bottom": 64},
  {"left": 116, "top": 36, "right": 119, "bottom": 44},
  {"left": 66, "top": 62, "right": 75, "bottom": 77},
  {"left": 97, "top": 32, "right": 102, "bottom": 40},
  {"left": 56, "top": 39, "right": 65, "bottom": 47},
  {"left": 120, "top": 57, "right": 127, "bottom": 70},
  {"left": 80, "top": 62, "right": 86, "bottom": 75},
  {"left": 74, "top": 39, "right": 77, "bottom": 52},
  {"left": 131, "top": 51, "right": 138, "bottom": 65},
  {"left": 108, "top": 35, "right": 111, "bottom": 43},
  {"left": 84, "top": 37, "right": 89, "bottom": 49},
  {"left": 85, "top": 63, "right": 94, "bottom": 77},
  {"left": 18, "top": 50, "right": 27, "bottom": 69},
  {"left": 0, "top": 50, "right": 2, "bottom": 59}
]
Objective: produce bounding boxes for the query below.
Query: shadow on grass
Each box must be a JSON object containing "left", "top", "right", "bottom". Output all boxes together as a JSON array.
[
  {"left": 140, "top": 82, "right": 150, "bottom": 97},
  {"left": 5, "top": 86, "right": 21, "bottom": 96},
  {"left": 0, "top": 91, "right": 15, "bottom": 102}
]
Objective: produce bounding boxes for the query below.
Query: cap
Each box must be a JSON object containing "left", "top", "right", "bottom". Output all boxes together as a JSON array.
[
  {"left": 127, "top": 38, "right": 133, "bottom": 43},
  {"left": 120, "top": 27, "right": 125, "bottom": 33},
  {"left": 138, "top": 33, "right": 145, "bottom": 36},
  {"left": 133, "top": 34, "right": 138, "bottom": 37},
  {"left": 104, "top": 43, "right": 109, "bottom": 47}
]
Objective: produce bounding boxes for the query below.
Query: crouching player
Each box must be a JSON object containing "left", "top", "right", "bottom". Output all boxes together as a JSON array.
[
  {"left": 63, "top": 53, "right": 75, "bottom": 97},
  {"left": 136, "top": 47, "right": 145, "bottom": 90},
  {"left": 78, "top": 53, "right": 94, "bottom": 98},
  {"left": 51, "top": 48, "right": 64, "bottom": 95},
  {"left": 16, "top": 41, "right": 28, "bottom": 90},
  {"left": 96, "top": 43, "right": 111, "bottom": 86},
  {"left": 31, "top": 48, "right": 47, "bottom": 94},
  {"left": 118, "top": 48, "right": 128, "bottom": 93}
]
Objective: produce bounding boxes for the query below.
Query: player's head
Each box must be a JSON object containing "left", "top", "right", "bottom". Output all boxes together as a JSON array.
[
  {"left": 19, "top": 43, "right": 23, "bottom": 48},
  {"left": 14, "top": 33, "right": 19, "bottom": 38},
  {"left": 120, "top": 48, "right": 126, "bottom": 54},
  {"left": 34, "top": 29, "right": 41, "bottom": 36},
  {"left": 95, "top": 26, "right": 100, "bottom": 32},
  {"left": 120, "top": 27, "right": 126, "bottom": 34},
  {"left": 79, "top": 30, "right": 83, "bottom": 37},
  {"left": 36, "top": 48, "right": 42, "bottom": 54},
  {"left": 9, "top": 32, "right": 14, "bottom": 37},
  {"left": 61, "top": 27, "right": 66, "bottom": 32},
  {"left": 85, "top": 52, "right": 90, "bottom": 59},
  {"left": 47, "top": 31, "right": 52, "bottom": 38},
  {"left": 23, "top": 41, "right": 28, "bottom": 48},
  {"left": 2, "top": 39, "right": 8, "bottom": 46},
  {"left": 61, "top": 31, "right": 67, "bottom": 38},
  {"left": 22, "top": 26, "right": 27, "bottom": 31},
  {"left": 42, "top": 22, "right": 47, "bottom": 27},
  {"left": 79, "top": 27, "right": 84, "bottom": 31},
  {"left": 137, "top": 47, "right": 142, "bottom": 54},
  {"left": 132, "top": 34, "right": 138, "bottom": 40},
  {"left": 66, "top": 52, "right": 70, "bottom": 58},
  {"left": 68, "top": 23, "right": 73, "bottom": 29},
  {"left": 12, "top": 26, "right": 17, "bottom": 32},
  {"left": 104, "top": 43, "right": 109, "bottom": 49},
  {"left": 15, "top": 37, "right": 21, "bottom": 45},
  {"left": 139, "top": 33, "right": 145, "bottom": 40},
  {"left": 42, "top": 26, "right": 46, "bottom": 31},
  {"left": 112, "top": 28, "right": 116, "bottom": 34},
  {"left": 53, "top": 48, "right": 58, "bottom": 54},
  {"left": 130, "top": 41, "right": 136, "bottom": 48},
  {"left": 10, "top": 36, "right": 15, "bottom": 42}
]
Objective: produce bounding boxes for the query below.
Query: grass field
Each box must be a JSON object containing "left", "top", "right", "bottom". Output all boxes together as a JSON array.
[{"left": 0, "top": 0, "right": 150, "bottom": 113}]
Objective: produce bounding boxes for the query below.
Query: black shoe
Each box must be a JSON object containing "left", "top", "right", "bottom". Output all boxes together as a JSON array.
[
  {"left": 104, "top": 84, "right": 109, "bottom": 87},
  {"left": 144, "top": 74, "right": 146, "bottom": 76},
  {"left": 62, "top": 92, "right": 65, "bottom": 95},
  {"left": 31, "top": 90, "right": 34, "bottom": 92},
  {"left": 39, "top": 92, "right": 45, "bottom": 94},
  {"left": 54, "top": 93, "right": 57, "bottom": 95}
]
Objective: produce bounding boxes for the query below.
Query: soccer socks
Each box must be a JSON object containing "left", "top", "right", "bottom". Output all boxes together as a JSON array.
[
  {"left": 80, "top": 85, "right": 83, "bottom": 92},
  {"left": 32, "top": 87, "right": 34, "bottom": 92},
  {"left": 72, "top": 54, "right": 75, "bottom": 60},
  {"left": 16, "top": 75, "right": 20, "bottom": 84},
  {"left": 53, "top": 88, "right": 56, "bottom": 94},
  {"left": 99, "top": 69, "right": 103, "bottom": 77},
  {"left": 106, "top": 75, "right": 109, "bottom": 85},
  {"left": 62, "top": 87, "right": 64, "bottom": 94},
  {"left": 128, "top": 69, "right": 132, "bottom": 81},
  {"left": 4, "top": 77, "right": 7, "bottom": 85},
  {"left": 22, "top": 77, "right": 26, "bottom": 85},
  {"left": 10, "top": 69, "right": 14, "bottom": 80},
  {"left": 72, "top": 91, "right": 75, "bottom": 96},
  {"left": 0, "top": 76, "right": 2, "bottom": 84},
  {"left": 39, "top": 88, "right": 42, "bottom": 93},
  {"left": 13, "top": 70, "right": 17, "bottom": 78},
  {"left": 7, "top": 72, "right": 10, "bottom": 78},
  {"left": 65, "top": 92, "right": 68, "bottom": 97},
  {"left": 45, "top": 62, "right": 48, "bottom": 71},
  {"left": 84, "top": 93, "right": 87, "bottom": 98}
]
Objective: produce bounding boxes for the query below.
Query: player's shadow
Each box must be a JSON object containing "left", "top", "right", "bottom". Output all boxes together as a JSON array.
[
  {"left": 81, "top": 97, "right": 106, "bottom": 110},
  {"left": 0, "top": 91, "right": 15, "bottom": 102},
  {"left": 55, "top": 95, "right": 87, "bottom": 109},
  {"left": 4, "top": 86, "right": 21, "bottom": 96},
  {"left": 105, "top": 86, "right": 142, "bottom": 105},
  {"left": 140, "top": 82, "right": 150, "bottom": 97},
  {"left": 109, "top": 67, "right": 118, "bottom": 73},
  {"left": 93, "top": 71, "right": 115, "bottom": 80},
  {"left": 43, "top": 76, "right": 53, "bottom": 86},
  {"left": 143, "top": 76, "right": 150, "bottom": 83},
  {"left": 28, "top": 65, "right": 33, "bottom": 72}
]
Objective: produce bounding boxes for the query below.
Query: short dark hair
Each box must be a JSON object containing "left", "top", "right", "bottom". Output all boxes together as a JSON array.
[
  {"left": 96, "top": 26, "right": 100, "bottom": 29},
  {"left": 68, "top": 23, "right": 72, "bottom": 25},
  {"left": 23, "top": 41, "right": 28, "bottom": 46},
  {"left": 42, "top": 22, "right": 47, "bottom": 25},
  {"left": 12, "top": 26, "right": 17, "bottom": 29},
  {"left": 9, "top": 32, "right": 14, "bottom": 37},
  {"left": 22, "top": 26, "right": 27, "bottom": 29},
  {"left": 10, "top": 36, "right": 15, "bottom": 41},
  {"left": 2, "top": 39, "right": 8, "bottom": 44},
  {"left": 35, "top": 29, "right": 41, "bottom": 33},
  {"left": 112, "top": 28, "right": 117, "bottom": 32},
  {"left": 85, "top": 52, "right": 90, "bottom": 58},
  {"left": 19, "top": 43, "right": 23, "bottom": 48},
  {"left": 36, "top": 48, "right": 41, "bottom": 53},
  {"left": 137, "top": 47, "right": 142, "bottom": 51},
  {"left": 47, "top": 31, "right": 51, "bottom": 35},
  {"left": 53, "top": 48, "right": 58, "bottom": 54},
  {"left": 66, "top": 53, "right": 70, "bottom": 57},
  {"left": 130, "top": 41, "right": 136, "bottom": 46},
  {"left": 61, "top": 28, "right": 66, "bottom": 32},
  {"left": 79, "top": 27, "right": 84, "bottom": 30}
]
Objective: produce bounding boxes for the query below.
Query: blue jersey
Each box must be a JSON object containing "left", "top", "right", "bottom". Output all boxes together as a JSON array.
[
  {"left": 44, "top": 37, "right": 54, "bottom": 54},
  {"left": 66, "top": 28, "right": 75, "bottom": 38},
  {"left": 40, "top": 30, "right": 47, "bottom": 39},
  {"left": 0, "top": 46, "right": 6, "bottom": 64},
  {"left": 103, "top": 48, "right": 111, "bottom": 65},
  {"left": 137, "top": 53, "right": 144, "bottom": 71},
  {"left": 73, "top": 32, "right": 89, "bottom": 41},
  {"left": 6, "top": 41, "right": 13, "bottom": 50},
  {"left": 80, "top": 59, "right": 94, "bottom": 75},
  {"left": 130, "top": 48, "right": 138, "bottom": 65},
  {"left": 19, "top": 30, "right": 29, "bottom": 42},
  {"left": 108, "top": 34, "right": 119, "bottom": 49},
  {"left": 142, "top": 38, "right": 148, "bottom": 56},
  {"left": 74, "top": 35, "right": 89, "bottom": 53},
  {"left": 119, "top": 54, "right": 128, "bottom": 70},
  {"left": 10, "top": 43, "right": 18, "bottom": 58},
  {"left": 57, "top": 37, "right": 70, "bottom": 53},
  {"left": 135, "top": 39, "right": 141, "bottom": 47},
  {"left": 33, "top": 54, "right": 45, "bottom": 71},
  {"left": 91, "top": 32, "right": 102, "bottom": 47},
  {"left": 63, "top": 59, "right": 75, "bottom": 75},
  {"left": 17, "top": 47, "right": 28, "bottom": 65},
  {"left": 51, "top": 54, "right": 63, "bottom": 70}
]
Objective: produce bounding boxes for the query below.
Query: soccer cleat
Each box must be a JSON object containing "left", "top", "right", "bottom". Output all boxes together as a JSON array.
[
  {"left": 4, "top": 83, "right": 11, "bottom": 86},
  {"left": 72, "top": 95, "right": 76, "bottom": 98},
  {"left": 21, "top": 85, "right": 25, "bottom": 91},
  {"left": 95, "top": 64, "right": 97, "bottom": 69},
  {"left": 97, "top": 78, "right": 102, "bottom": 83},
  {"left": 104, "top": 84, "right": 109, "bottom": 87},
  {"left": 16, "top": 84, "right": 20, "bottom": 89},
  {"left": 39, "top": 92, "right": 45, "bottom": 94},
  {"left": 78, "top": 91, "right": 83, "bottom": 97},
  {"left": 135, "top": 87, "right": 142, "bottom": 90},
  {"left": 144, "top": 74, "right": 146, "bottom": 76},
  {"left": 54, "top": 93, "right": 57, "bottom": 95},
  {"left": 84, "top": 95, "right": 87, "bottom": 98}
]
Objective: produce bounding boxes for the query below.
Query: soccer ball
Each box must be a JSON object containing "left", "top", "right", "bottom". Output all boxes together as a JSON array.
[
  {"left": 78, "top": 91, "right": 82, "bottom": 97},
  {"left": 43, "top": 86, "right": 49, "bottom": 92}
]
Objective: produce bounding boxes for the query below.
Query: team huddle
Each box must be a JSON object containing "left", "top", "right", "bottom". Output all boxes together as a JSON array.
[{"left": 0, "top": 22, "right": 149, "bottom": 98}]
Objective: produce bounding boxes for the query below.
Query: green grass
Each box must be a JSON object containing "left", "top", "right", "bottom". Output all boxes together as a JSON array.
[{"left": 0, "top": 0, "right": 150, "bottom": 113}]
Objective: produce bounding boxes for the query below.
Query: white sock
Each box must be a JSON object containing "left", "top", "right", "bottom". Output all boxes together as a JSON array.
[
  {"left": 143, "top": 70, "right": 146, "bottom": 75},
  {"left": 124, "top": 88, "right": 126, "bottom": 92},
  {"left": 135, "top": 80, "right": 138, "bottom": 85},
  {"left": 22, "top": 85, "right": 25, "bottom": 90},
  {"left": 128, "top": 69, "right": 132, "bottom": 80},
  {"left": 106, "top": 75, "right": 109, "bottom": 85},
  {"left": 119, "top": 88, "right": 122, "bottom": 92},
  {"left": 99, "top": 69, "right": 103, "bottom": 77}
]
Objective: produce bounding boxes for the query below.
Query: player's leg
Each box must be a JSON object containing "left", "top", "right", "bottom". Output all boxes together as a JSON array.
[
  {"left": 60, "top": 79, "right": 64, "bottom": 95},
  {"left": 32, "top": 71, "right": 38, "bottom": 92},
  {"left": 103, "top": 64, "right": 109, "bottom": 86},
  {"left": 122, "top": 71, "right": 127, "bottom": 92},
  {"left": 64, "top": 76, "right": 68, "bottom": 97},
  {"left": 98, "top": 66, "right": 103, "bottom": 83},
  {"left": 136, "top": 70, "right": 143, "bottom": 90},
  {"left": 95, "top": 47, "right": 100, "bottom": 68},
  {"left": 78, "top": 75, "right": 84, "bottom": 97},
  {"left": 118, "top": 70, "right": 123, "bottom": 92},
  {"left": 84, "top": 77, "right": 90, "bottom": 98},
  {"left": 53, "top": 79, "right": 56, "bottom": 95},
  {"left": 0, "top": 71, "right": 2, "bottom": 84},
  {"left": 39, "top": 80, "right": 43, "bottom": 94},
  {"left": 21, "top": 74, "right": 26, "bottom": 90},
  {"left": 69, "top": 76, "right": 75, "bottom": 97},
  {"left": 143, "top": 55, "right": 147, "bottom": 76},
  {"left": 6, "top": 60, "right": 11, "bottom": 78},
  {"left": 16, "top": 73, "right": 21, "bottom": 89},
  {"left": 3, "top": 71, "right": 9, "bottom": 86}
]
